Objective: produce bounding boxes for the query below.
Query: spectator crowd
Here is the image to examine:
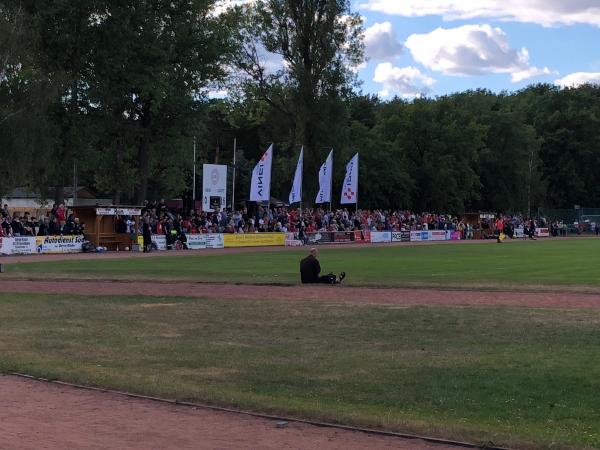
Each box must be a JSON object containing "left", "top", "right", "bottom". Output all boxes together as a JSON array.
[
  {"left": 137, "top": 199, "right": 550, "bottom": 242},
  {"left": 0, "top": 203, "right": 85, "bottom": 237},
  {"left": 0, "top": 198, "right": 559, "bottom": 243}
]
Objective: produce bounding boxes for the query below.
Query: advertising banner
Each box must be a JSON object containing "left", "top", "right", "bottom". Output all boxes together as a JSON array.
[
  {"left": 306, "top": 232, "right": 333, "bottom": 245},
  {"left": 187, "top": 234, "right": 224, "bottom": 249},
  {"left": 535, "top": 228, "right": 550, "bottom": 238},
  {"left": 35, "top": 235, "right": 84, "bottom": 253},
  {"left": 370, "top": 231, "right": 392, "bottom": 243},
  {"left": 514, "top": 228, "right": 525, "bottom": 238},
  {"left": 450, "top": 231, "right": 461, "bottom": 240},
  {"left": 410, "top": 231, "right": 429, "bottom": 242},
  {"left": 391, "top": 231, "right": 410, "bottom": 242},
  {"left": 333, "top": 231, "right": 354, "bottom": 243},
  {"left": 224, "top": 233, "right": 285, "bottom": 248},
  {"left": 151, "top": 235, "right": 167, "bottom": 251},
  {"left": 151, "top": 234, "right": 225, "bottom": 250},
  {"left": 0, "top": 236, "right": 36, "bottom": 255},
  {"left": 430, "top": 230, "right": 447, "bottom": 241},
  {"left": 96, "top": 208, "right": 141, "bottom": 216},
  {"left": 203, "top": 164, "right": 228, "bottom": 212}
]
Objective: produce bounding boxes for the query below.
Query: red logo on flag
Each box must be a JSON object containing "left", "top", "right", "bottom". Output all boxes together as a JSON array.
[{"left": 343, "top": 187, "right": 355, "bottom": 200}]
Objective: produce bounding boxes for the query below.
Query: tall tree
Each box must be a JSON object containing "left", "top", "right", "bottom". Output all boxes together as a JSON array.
[
  {"left": 88, "top": 0, "right": 232, "bottom": 203},
  {"left": 229, "top": 0, "right": 363, "bottom": 203}
]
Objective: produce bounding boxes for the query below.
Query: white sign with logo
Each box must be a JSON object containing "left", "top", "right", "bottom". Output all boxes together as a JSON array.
[
  {"left": 187, "top": 234, "right": 224, "bottom": 249},
  {"left": 370, "top": 231, "right": 392, "bottom": 243},
  {"left": 203, "top": 164, "right": 228, "bottom": 212}
]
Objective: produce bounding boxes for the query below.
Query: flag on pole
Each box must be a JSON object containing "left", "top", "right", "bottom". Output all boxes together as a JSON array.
[
  {"left": 340, "top": 153, "right": 358, "bottom": 204},
  {"left": 250, "top": 144, "right": 273, "bottom": 202},
  {"left": 289, "top": 147, "right": 303, "bottom": 204},
  {"left": 315, "top": 150, "right": 333, "bottom": 204}
]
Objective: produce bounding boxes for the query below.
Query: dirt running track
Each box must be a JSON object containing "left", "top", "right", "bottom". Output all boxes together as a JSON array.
[{"left": 0, "top": 375, "right": 458, "bottom": 450}]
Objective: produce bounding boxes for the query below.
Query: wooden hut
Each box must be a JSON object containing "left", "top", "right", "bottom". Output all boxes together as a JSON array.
[{"left": 74, "top": 205, "right": 142, "bottom": 250}]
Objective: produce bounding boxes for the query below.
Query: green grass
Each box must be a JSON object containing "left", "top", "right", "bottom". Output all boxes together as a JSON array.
[
  {"left": 1, "top": 293, "right": 599, "bottom": 449},
  {"left": 5, "top": 239, "right": 600, "bottom": 290}
]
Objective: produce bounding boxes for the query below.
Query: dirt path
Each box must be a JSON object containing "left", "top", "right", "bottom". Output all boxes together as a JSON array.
[
  {"left": 1, "top": 279, "right": 599, "bottom": 308},
  {"left": 0, "top": 375, "right": 458, "bottom": 450}
]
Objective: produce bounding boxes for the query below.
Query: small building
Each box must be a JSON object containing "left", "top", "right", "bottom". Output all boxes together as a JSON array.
[{"left": 1, "top": 186, "right": 111, "bottom": 217}]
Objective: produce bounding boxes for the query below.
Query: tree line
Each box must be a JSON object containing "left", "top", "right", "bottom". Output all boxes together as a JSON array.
[{"left": 1, "top": 0, "right": 599, "bottom": 214}]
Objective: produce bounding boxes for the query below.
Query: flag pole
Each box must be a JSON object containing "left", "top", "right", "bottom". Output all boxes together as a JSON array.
[
  {"left": 355, "top": 153, "right": 359, "bottom": 214},
  {"left": 192, "top": 136, "right": 196, "bottom": 204},
  {"left": 329, "top": 149, "right": 333, "bottom": 213},
  {"left": 232, "top": 137, "right": 236, "bottom": 211}
]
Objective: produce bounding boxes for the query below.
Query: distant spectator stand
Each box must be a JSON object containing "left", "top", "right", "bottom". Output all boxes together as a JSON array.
[{"left": 74, "top": 206, "right": 142, "bottom": 250}]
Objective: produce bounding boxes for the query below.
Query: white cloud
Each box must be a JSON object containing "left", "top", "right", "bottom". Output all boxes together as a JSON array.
[
  {"left": 555, "top": 72, "right": 600, "bottom": 87},
  {"left": 359, "top": 0, "right": 600, "bottom": 27},
  {"left": 405, "top": 24, "right": 552, "bottom": 82},
  {"left": 364, "top": 22, "right": 403, "bottom": 60},
  {"left": 373, "top": 63, "right": 435, "bottom": 98}
]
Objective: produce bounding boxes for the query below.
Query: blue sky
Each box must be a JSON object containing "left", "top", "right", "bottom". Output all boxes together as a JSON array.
[{"left": 354, "top": 0, "right": 600, "bottom": 98}]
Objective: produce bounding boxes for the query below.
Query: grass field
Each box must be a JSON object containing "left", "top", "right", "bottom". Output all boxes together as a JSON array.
[
  {"left": 2, "top": 239, "right": 600, "bottom": 449},
  {"left": 5, "top": 238, "right": 600, "bottom": 290},
  {"left": 1, "top": 293, "right": 599, "bottom": 449}
]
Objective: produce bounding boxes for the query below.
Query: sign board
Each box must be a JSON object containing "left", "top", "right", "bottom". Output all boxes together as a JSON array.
[
  {"left": 96, "top": 207, "right": 141, "bottom": 216},
  {"left": 36, "top": 235, "right": 85, "bottom": 253},
  {"left": 391, "top": 231, "right": 411, "bottom": 242},
  {"left": 535, "top": 227, "right": 550, "bottom": 237},
  {"left": 186, "top": 234, "right": 224, "bottom": 249},
  {"left": 224, "top": 233, "right": 285, "bottom": 248},
  {"left": 370, "top": 231, "right": 392, "bottom": 243},
  {"left": 203, "top": 164, "right": 227, "bottom": 212}
]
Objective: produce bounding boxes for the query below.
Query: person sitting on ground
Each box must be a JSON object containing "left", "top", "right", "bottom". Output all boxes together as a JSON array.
[{"left": 300, "top": 247, "right": 345, "bottom": 284}]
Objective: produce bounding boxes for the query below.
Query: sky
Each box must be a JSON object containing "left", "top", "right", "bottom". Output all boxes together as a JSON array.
[{"left": 356, "top": 0, "right": 600, "bottom": 98}]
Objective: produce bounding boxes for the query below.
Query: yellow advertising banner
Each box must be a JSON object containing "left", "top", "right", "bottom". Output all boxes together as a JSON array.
[{"left": 223, "top": 233, "right": 285, "bottom": 248}]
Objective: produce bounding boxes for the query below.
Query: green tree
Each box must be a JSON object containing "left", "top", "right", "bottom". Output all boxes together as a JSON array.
[{"left": 228, "top": 0, "right": 364, "bottom": 203}]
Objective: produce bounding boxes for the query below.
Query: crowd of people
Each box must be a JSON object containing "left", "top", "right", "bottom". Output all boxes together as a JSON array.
[
  {"left": 0, "top": 203, "right": 84, "bottom": 237},
  {"left": 0, "top": 198, "right": 558, "bottom": 243},
  {"left": 137, "top": 200, "right": 550, "bottom": 242}
]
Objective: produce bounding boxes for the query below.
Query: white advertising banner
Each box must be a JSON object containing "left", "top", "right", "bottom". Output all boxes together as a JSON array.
[
  {"left": 370, "top": 231, "right": 392, "bottom": 243},
  {"left": 202, "top": 164, "right": 228, "bottom": 212},
  {"left": 187, "top": 234, "right": 224, "bottom": 249},
  {"left": 0, "top": 236, "right": 36, "bottom": 255},
  {"left": 535, "top": 227, "right": 550, "bottom": 237},
  {"left": 410, "top": 231, "right": 429, "bottom": 242},
  {"left": 96, "top": 207, "right": 141, "bottom": 216},
  {"left": 340, "top": 153, "right": 359, "bottom": 205},
  {"left": 315, "top": 150, "right": 333, "bottom": 204},
  {"left": 429, "top": 230, "right": 447, "bottom": 241},
  {"left": 151, "top": 234, "right": 224, "bottom": 250},
  {"left": 151, "top": 235, "right": 167, "bottom": 251},
  {"left": 250, "top": 145, "right": 273, "bottom": 202},
  {"left": 514, "top": 228, "right": 525, "bottom": 238},
  {"left": 289, "top": 147, "right": 303, "bottom": 205}
]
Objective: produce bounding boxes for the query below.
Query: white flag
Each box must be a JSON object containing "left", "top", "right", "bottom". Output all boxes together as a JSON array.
[
  {"left": 340, "top": 153, "right": 358, "bottom": 204},
  {"left": 289, "top": 147, "right": 303, "bottom": 204},
  {"left": 315, "top": 150, "right": 333, "bottom": 204},
  {"left": 250, "top": 144, "right": 273, "bottom": 202}
]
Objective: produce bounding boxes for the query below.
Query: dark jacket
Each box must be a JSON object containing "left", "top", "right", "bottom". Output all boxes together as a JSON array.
[{"left": 300, "top": 255, "right": 321, "bottom": 283}]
